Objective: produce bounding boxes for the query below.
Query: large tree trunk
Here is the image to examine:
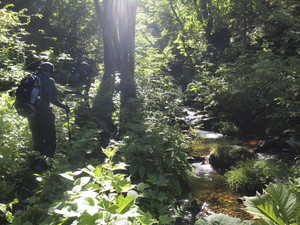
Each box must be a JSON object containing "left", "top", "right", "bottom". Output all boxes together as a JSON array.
[
  {"left": 118, "top": 0, "right": 138, "bottom": 134},
  {"left": 93, "top": 0, "right": 118, "bottom": 140},
  {"left": 93, "top": 0, "right": 138, "bottom": 138}
]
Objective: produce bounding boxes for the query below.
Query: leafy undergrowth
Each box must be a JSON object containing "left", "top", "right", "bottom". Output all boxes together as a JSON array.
[
  {"left": 0, "top": 147, "right": 169, "bottom": 224},
  {"left": 0, "top": 91, "right": 191, "bottom": 224},
  {"left": 1, "top": 90, "right": 300, "bottom": 225}
]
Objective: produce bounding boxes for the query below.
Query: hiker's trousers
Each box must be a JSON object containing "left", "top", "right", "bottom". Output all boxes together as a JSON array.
[{"left": 28, "top": 109, "right": 57, "bottom": 158}]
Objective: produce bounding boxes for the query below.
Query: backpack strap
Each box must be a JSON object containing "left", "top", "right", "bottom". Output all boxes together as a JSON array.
[{"left": 30, "top": 75, "right": 42, "bottom": 104}]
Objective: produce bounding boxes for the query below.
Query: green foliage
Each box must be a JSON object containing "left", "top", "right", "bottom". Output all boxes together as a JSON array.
[
  {"left": 188, "top": 50, "right": 300, "bottom": 136},
  {"left": 244, "top": 183, "right": 300, "bottom": 225},
  {"left": 0, "top": 199, "right": 18, "bottom": 223},
  {"left": 180, "top": 0, "right": 300, "bottom": 137},
  {"left": 119, "top": 124, "right": 191, "bottom": 217},
  {"left": 0, "top": 5, "right": 31, "bottom": 91},
  {"left": 225, "top": 158, "right": 291, "bottom": 194},
  {"left": 48, "top": 0, "right": 100, "bottom": 58},
  {"left": 70, "top": 125, "right": 100, "bottom": 158},
  {"left": 1, "top": 0, "right": 101, "bottom": 60},
  {"left": 137, "top": 70, "right": 186, "bottom": 129},
  {"left": 137, "top": 0, "right": 206, "bottom": 88},
  {"left": 288, "top": 160, "right": 300, "bottom": 194},
  {"left": 25, "top": 148, "right": 159, "bottom": 225},
  {"left": 0, "top": 93, "right": 32, "bottom": 198}
]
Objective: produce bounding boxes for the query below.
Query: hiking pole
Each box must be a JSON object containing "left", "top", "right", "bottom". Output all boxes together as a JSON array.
[{"left": 66, "top": 109, "right": 73, "bottom": 151}]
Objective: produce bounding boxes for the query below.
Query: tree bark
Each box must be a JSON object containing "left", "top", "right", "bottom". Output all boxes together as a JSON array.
[
  {"left": 93, "top": 0, "right": 117, "bottom": 136},
  {"left": 93, "top": 0, "right": 138, "bottom": 136},
  {"left": 119, "top": 0, "right": 138, "bottom": 134}
]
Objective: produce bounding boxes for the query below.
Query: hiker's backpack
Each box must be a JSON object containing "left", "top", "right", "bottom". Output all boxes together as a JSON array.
[{"left": 14, "top": 75, "right": 42, "bottom": 118}]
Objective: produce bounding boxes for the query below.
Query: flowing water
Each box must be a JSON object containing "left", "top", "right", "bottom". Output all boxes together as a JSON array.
[
  {"left": 182, "top": 108, "right": 254, "bottom": 220},
  {"left": 189, "top": 139, "right": 253, "bottom": 220}
]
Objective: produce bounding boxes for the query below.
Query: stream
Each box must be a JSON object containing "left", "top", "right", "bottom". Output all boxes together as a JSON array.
[
  {"left": 189, "top": 138, "right": 253, "bottom": 220},
  {"left": 181, "top": 108, "right": 254, "bottom": 220}
]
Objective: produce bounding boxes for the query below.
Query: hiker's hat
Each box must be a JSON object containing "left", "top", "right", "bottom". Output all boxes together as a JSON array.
[{"left": 40, "top": 62, "right": 54, "bottom": 74}]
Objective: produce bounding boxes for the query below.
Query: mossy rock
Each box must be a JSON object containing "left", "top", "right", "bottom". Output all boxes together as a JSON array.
[{"left": 209, "top": 145, "right": 255, "bottom": 172}]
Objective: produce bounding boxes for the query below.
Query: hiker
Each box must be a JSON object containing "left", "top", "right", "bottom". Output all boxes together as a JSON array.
[
  {"left": 28, "top": 62, "right": 69, "bottom": 172},
  {"left": 69, "top": 60, "right": 95, "bottom": 107}
]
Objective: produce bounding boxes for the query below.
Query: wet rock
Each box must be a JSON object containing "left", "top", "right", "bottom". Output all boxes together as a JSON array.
[
  {"left": 256, "top": 137, "right": 299, "bottom": 162},
  {"left": 209, "top": 145, "right": 255, "bottom": 172},
  {"left": 236, "top": 197, "right": 246, "bottom": 204},
  {"left": 255, "top": 138, "right": 283, "bottom": 153}
]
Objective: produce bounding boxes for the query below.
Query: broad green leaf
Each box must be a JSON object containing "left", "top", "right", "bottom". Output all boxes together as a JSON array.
[
  {"left": 60, "top": 172, "right": 75, "bottom": 181},
  {"left": 85, "top": 183, "right": 100, "bottom": 191},
  {"left": 159, "top": 214, "right": 174, "bottom": 224},
  {"left": 112, "top": 162, "right": 128, "bottom": 171},
  {"left": 108, "top": 205, "right": 119, "bottom": 214},
  {"left": 245, "top": 194, "right": 283, "bottom": 224},
  {"left": 74, "top": 177, "right": 91, "bottom": 187},
  {"left": 266, "top": 183, "right": 296, "bottom": 222},
  {"left": 0, "top": 203, "right": 6, "bottom": 213},
  {"left": 82, "top": 165, "right": 96, "bottom": 176},
  {"left": 78, "top": 211, "right": 100, "bottom": 225},
  {"left": 116, "top": 195, "right": 135, "bottom": 214},
  {"left": 94, "top": 166, "right": 102, "bottom": 177},
  {"left": 127, "top": 190, "right": 139, "bottom": 199},
  {"left": 74, "top": 196, "right": 99, "bottom": 216},
  {"left": 137, "top": 182, "right": 151, "bottom": 191},
  {"left": 245, "top": 183, "right": 297, "bottom": 225},
  {"left": 136, "top": 212, "right": 157, "bottom": 225}
]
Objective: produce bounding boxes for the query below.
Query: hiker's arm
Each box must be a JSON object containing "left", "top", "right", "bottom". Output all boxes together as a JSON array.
[{"left": 49, "top": 79, "right": 69, "bottom": 111}]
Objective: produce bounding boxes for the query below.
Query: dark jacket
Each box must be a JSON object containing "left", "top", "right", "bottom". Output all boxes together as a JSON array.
[{"left": 37, "top": 73, "right": 66, "bottom": 111}]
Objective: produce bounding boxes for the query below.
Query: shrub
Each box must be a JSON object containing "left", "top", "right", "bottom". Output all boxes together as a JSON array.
[
  {"left": 0, "top": 93, "right": 32, "bottom": 199},
  {"left": 119, "top": 124, "right": 192, "bottom": 216},
  {"left": 225, "top": 158, "right": 291, "bottom": 194}
]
